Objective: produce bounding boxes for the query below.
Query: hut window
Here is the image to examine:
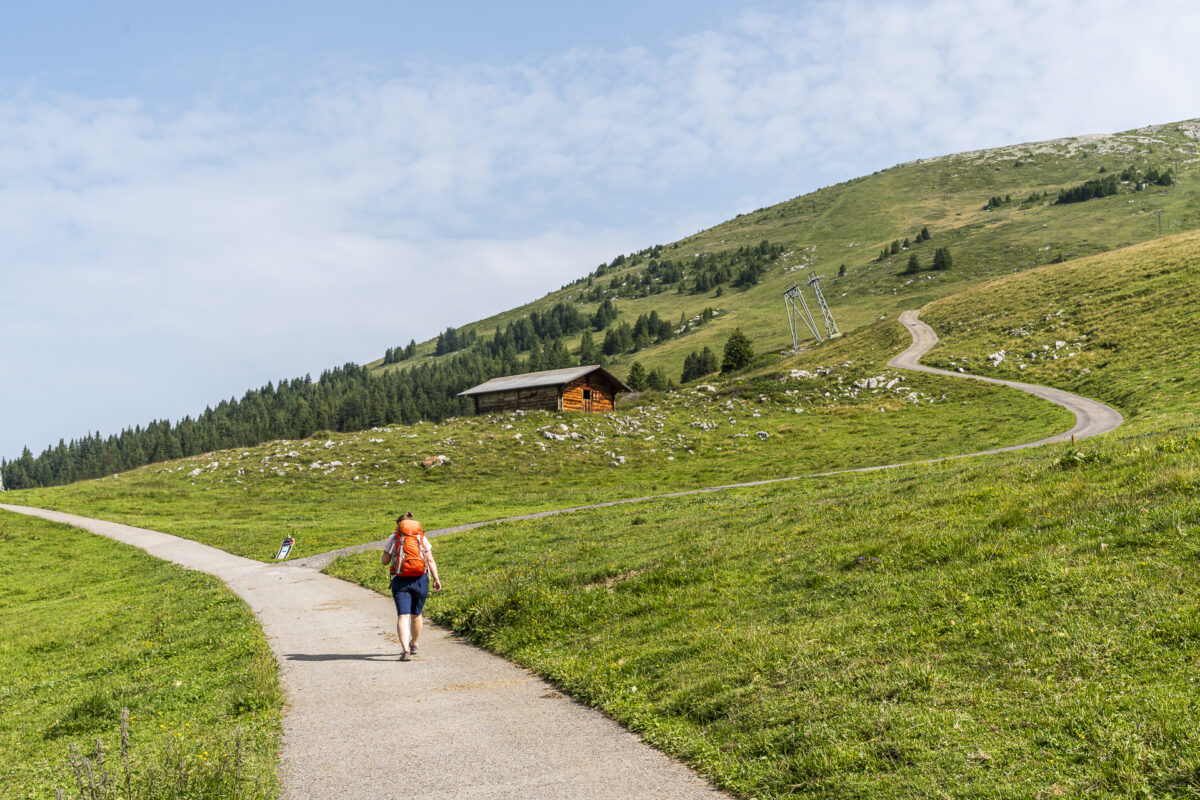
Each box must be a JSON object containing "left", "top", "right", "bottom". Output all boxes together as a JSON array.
[{"left": 582, "top": 389, "right": 592, "bottom": 400}]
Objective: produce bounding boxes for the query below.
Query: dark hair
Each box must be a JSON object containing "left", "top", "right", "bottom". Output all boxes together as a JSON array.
[{"left": 396, "top": 511, "right": 414, "bottom": 523}]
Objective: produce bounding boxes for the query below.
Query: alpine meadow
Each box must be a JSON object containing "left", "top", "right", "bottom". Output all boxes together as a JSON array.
[{"left": 4, "top": 118, "right": 1200, "bottom": 799}]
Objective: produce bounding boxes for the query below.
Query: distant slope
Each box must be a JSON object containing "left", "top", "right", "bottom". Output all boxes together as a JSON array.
[
  {"left": 6, "top": 118, "right": 1198, "bottom": 488},
  {"left": 922, "top": 227, "right": 1200, "bottom": 426},
  {"left": 376, "top": 119, "right": 1200, "bottom": 385}
]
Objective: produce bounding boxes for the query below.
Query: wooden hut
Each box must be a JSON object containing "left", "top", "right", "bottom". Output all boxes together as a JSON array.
[{"left": 458, "top": 365, "right": 631, "bottom": 415}]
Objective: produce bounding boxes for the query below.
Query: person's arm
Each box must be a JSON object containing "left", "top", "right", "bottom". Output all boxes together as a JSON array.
[
  {"left": 423, "top": 537, "right": 442, "bottom": 591},
  {"left": 381, "top": 535, "right": 394, "bottom": 566}
]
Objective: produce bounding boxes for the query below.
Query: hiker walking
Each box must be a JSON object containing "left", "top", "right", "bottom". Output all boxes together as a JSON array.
[{"left": 381, "top": 511, "right": 441, "bottom": 661}]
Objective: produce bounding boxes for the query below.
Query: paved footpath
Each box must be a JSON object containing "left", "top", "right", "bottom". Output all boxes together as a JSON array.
[
  {"left": 0, "top": 504, "right": 728, "bottom": 800},
  {"left": 0, "top": 310, "right": 1126, "bottom": 799}
]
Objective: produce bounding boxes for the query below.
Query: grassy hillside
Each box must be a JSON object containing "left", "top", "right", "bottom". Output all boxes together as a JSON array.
[
  {"left": 7, "top": 123, "right": 1200, "bottom": 799},
  {"left": 0, "top": 510, "right": 281, "bottom": 799},
  {"left": 375, "top": 120, "right": 1200, "bottom": 386},
  {"left": 326, "top": 232, "right": 1200, "bottom": 798},
  {"left": 921, "top": 228, "right": 1200, "bottom": 427},
  {"left": 5, "top": 320, "right": 1069, "bottom": 560}
]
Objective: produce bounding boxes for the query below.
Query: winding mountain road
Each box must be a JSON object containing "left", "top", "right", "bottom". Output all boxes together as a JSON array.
[
  {"left": 297, "top": 309, "right": 1124, "bottom": 570},
  {"left": 1, "top": 309, "right": 1124, "bottom": 799},
  {"left": 889, "top": 310, "right": 1123, "bottom": 444}
]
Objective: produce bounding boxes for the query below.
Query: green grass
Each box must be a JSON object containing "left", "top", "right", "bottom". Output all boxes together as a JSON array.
[
  {"left": 327, "top": 418, "right": 1200, "bottom": 798},
  {"left": 921, "top": 228, "right": 1200, "bottom": 427},
  {"left": 7, "top": 318, "right": 1071, "bottom": 561},
  {"left": 322, "top": 233, "right": 1200, "bottom": 798},
  {"left": 0, "top": 510, "right": 281, "bottom": 799},
  {"left": 373, "top": 119, "right": 1200, "bottom": 389},
  {"left": 7, "top": 123, "right": 1200, "bottom": 800}
]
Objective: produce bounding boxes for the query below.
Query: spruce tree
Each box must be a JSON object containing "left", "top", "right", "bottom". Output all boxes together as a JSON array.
[
  {"left": 721, "top": 328, "right": 755, "bottom": 373},
  {"left": 616, "top": 322, "right": 634, "bottom": 353},
  {"left": 933, "top": 247, "right": 953, "bottom": 271},
  {"left": 681, "top": 351, "right": 700, "bottom": 383},
  {"left": 627, "top": 361, "right": 648, "bottom": 391},
  {"left": 905, "top": 253, "right": 920, "bottom": 274},
  {"left": 647, "top": 367, "right": 669, "bottom": 392},
  {"left": 699, "top": 346, "right": 719, "bottom": 375},
  {"left": 578, "top": 330, "right": 597, "bottom": 365}
]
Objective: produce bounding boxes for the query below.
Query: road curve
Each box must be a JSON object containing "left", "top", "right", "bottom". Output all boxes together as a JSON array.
[
  {"left": 889, "top": 309, "right": 1123, "bottom": 446},
  {"left": 294, "top": 309, "right": 1125, "bottom": 569},
  {"left": 0, "top": 502, "right": 729, "bottom": 800},
  {"left": 2, "top": 310, "right": 1126, "bottom": 798}
]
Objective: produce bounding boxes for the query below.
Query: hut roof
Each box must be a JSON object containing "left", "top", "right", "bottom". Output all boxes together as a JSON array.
[{"left": 457, "top": 365, "right": 631, "bottom": 397}]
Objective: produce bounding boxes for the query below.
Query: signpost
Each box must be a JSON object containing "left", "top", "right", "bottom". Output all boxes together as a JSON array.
[{"left": 274, "top": 536, "right": 295, "bottom": 560}]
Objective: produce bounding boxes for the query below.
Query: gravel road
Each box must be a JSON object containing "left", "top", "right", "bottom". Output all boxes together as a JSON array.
[{"left": 889, "top": 309, "right": 1124, "bottom": 446}]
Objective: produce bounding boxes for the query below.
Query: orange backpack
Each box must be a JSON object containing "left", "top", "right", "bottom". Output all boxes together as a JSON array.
[{"left": 390, "top": 519, "right": 427, "bottom": 578}]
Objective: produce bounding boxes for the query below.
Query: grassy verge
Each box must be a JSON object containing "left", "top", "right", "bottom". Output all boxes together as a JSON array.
[
  {"left": 6, "top": 319, "right": 1070, "bottom": 561},
  {"left": 327, "top": 426, "right": 1200, "bottom": 798},
  {"left": 0, "top": 510, "right": 281, "bottom": 799}
]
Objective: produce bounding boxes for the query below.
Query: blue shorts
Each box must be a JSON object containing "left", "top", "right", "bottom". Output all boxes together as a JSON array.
[{"left": 390, "top": 574, "right": 429, "bottom": 616}]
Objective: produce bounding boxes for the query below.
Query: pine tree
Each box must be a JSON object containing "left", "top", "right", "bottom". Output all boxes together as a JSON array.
[
  {"left": 616, "top": 322, "right": 634, "bottom": 353},
  {"left": 647, "top": 367, "right": 669, "bottom": 392},
  {"left": 721, "top": 328, "right": 755, "bottom": 373},
  {"left": 933, "top": 247, "right": 953, "bottom": 271},
  {"left": 837, "top": 264, "right": 847, "bottom": 278},
  {"left": 578, "top": 330, "right": 597, "bottom": 365},
  {"left": 699, "top": 346, "right": 719, "bottom": 375},
  {"left": 627, "top": 361, "right": 648, "bottom": 391},
  {"left": 920, "top": 225, "right": 931, "bottom": 241},
  {"left": 905, "top": 253, "right": 920, "bottom": 274},
  {"left": 681, "top": 351, "right": 700, "bottom": 383},
  {"left": 602, "top": 328, "right": 620, "bottom": 356},
  {"left": 890, "top": 240, "right": 901, "bottom": 255}
]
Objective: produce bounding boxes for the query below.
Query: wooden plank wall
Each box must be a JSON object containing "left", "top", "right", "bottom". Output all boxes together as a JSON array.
[
  {"left": 474, "top": 385, "right": 561, "bottom": 414},
  {"left": 561, "top": 377, "right": 616, "bottom": 412}
]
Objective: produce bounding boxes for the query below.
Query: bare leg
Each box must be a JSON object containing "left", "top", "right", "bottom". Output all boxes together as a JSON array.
[
  {"left": 397, "top": 614, "right": 412, "bottom": 653},
  {"left": 412, "top": 614, "right": 423, "bottom": 648}
]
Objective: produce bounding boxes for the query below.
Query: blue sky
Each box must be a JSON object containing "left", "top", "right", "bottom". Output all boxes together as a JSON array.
[{"left": 2, "top": 0, "right": 1198, "bottom": 464}]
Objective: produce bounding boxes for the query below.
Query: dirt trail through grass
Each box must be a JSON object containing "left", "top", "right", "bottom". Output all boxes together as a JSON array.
[{"left": 295, "top": 309, "right": 1124, "bottom": 570}]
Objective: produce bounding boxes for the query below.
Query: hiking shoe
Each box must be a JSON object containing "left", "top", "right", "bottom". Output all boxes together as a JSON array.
[
  {"left": 399, "top": 650, "right": 410, "bottom": 662},
  {"left": 409, "top": 642, "right": 419, "bottom": 656}
]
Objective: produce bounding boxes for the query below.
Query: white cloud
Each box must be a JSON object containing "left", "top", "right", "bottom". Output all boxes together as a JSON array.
[{"left": 2, "top": 0, "right": 1199, "bottom": 457}]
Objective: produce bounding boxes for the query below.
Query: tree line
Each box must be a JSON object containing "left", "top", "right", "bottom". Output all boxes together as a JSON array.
[
  {"left": 3, "top": 351, "right": 515, "bottom": 490},
  {"left": 2, "top": 299, "right": 728, "bottom": 489},
  {"left": 581, "top": 240, "right": 783, "bottom": 301}
]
